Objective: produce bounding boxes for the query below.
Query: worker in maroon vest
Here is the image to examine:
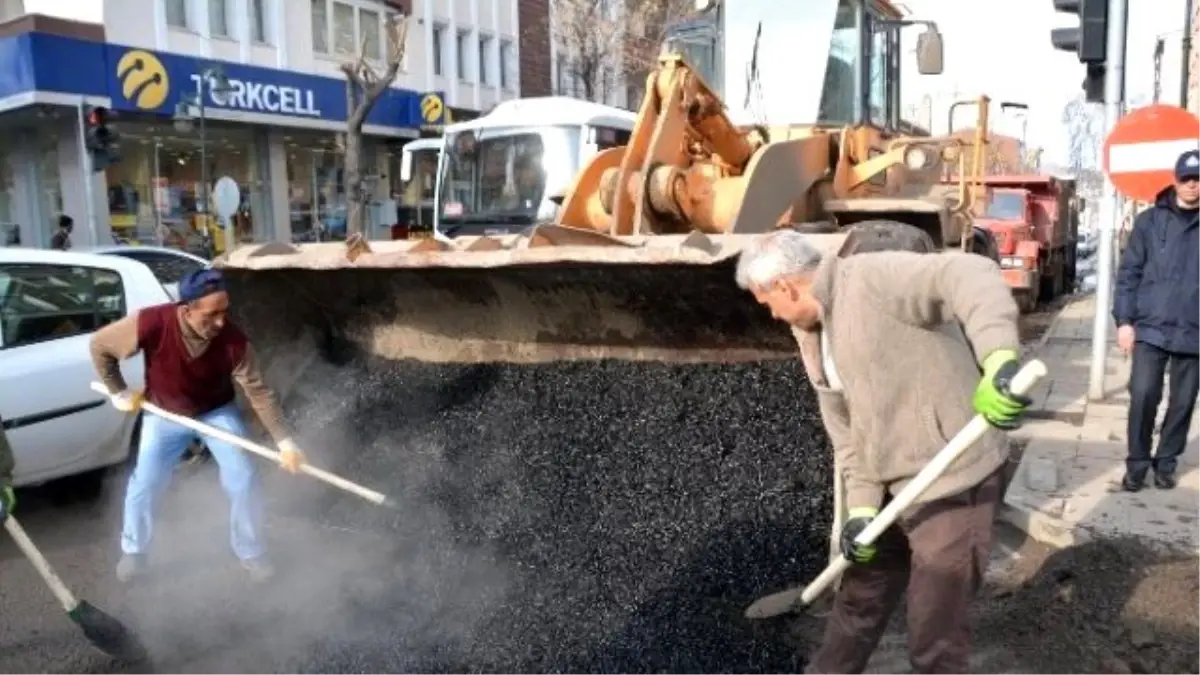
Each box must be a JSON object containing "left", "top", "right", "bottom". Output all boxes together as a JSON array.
[{"left": 89, "top": 269, "right": 305, "bottom": 583}]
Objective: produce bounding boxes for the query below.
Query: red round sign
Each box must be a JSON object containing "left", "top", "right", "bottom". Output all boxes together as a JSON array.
[{"left": 1103, "top": 104, "right": 1200, "bottom": 203}]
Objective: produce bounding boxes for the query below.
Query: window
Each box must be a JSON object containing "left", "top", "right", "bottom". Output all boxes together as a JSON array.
[
  {"left": 867, "top": 19, "right": 890, "bottom": 126},
  {"left": 103, "top": 251, "right": 206, "bottom": 286},
  {"left": 592, "top": 126, "right": 631, "bottom": 152},
  {"left": 500, "top": 40, "right": 514, "bottom": 90},
  {"left": 479, "top": 35, "right": 493, "bottom": 85},
  {"left": 209, "top": 0, "right": 229, "bottom": 37},
  {"left": 556, "top": 54, "right": 569, "bottom": 95},
  {"left": 165, "top": 0, "right": 188, "bottom": 28},
  {"left": 360, "top": 8, "right": 381, "bottom": 60},
  {"left": 0, "top": 264, "right": 125, "bottom": 350},
  {"left": 311, "top": 0, "right": 328, "bottom": 52},
  {"left": 817, "top": 0, "right": 861, "bottom": 124},
  {"left": 249, "top": 0, "right": 268, "bottom": 42},
  {"left": 456, "top": 30, "right": 470, "bottom": 80},
  {"left": 432, "top": 24, "right": 446, "bottom": 75},
  {"left": 332, "top": 1, "right": 356, "bottom": 55}
]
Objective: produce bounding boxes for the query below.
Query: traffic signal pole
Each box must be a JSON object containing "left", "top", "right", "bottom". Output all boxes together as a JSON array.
[
  {"left": 1088, "top": 0, "right": 1128, "bottom": 401},
  {"left": 76, "top": 100, "right": 98, "bottom": 247}
]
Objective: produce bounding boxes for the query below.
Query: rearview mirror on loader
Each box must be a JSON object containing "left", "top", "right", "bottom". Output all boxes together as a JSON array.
[{"left": 916, "top": 26, "right": 944, "bottom": 75}]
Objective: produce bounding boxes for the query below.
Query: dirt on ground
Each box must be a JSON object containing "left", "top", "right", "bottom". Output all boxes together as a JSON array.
[{"left": 973, "top": 536, "right": 1199, "bottom": 674}]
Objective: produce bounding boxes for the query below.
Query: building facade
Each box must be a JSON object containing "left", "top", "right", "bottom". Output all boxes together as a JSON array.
[
  {"left": 1188, "top": 0, "right": 1198, "bottom": 116},
  {"left": 0, "top": 0, "right": 523, "bottom": 250}
]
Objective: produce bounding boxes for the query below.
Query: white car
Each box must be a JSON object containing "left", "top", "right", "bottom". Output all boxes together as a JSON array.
[
  {"left": 85, "top": 245, "right": 211, "bottom": 301},
  {"left": 0, "top": 248, "right": 174, "bottom": 489}
]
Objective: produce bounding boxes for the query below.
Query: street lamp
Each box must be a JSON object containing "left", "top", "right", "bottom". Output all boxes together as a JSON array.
[{"left": 173, "top": 65, "right": 233, "bottom": 242}]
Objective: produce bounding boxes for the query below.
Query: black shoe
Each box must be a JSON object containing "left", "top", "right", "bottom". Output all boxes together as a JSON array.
[
  {"left": 1121, "top": 473, "right": 1146, "bottom": 492},
  {"left": 1154, "top": 472, "right": 1178, "bottom": 490}
]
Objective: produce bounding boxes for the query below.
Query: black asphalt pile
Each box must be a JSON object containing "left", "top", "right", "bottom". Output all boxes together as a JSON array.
[
  {"left": 973, "top": 538, "right": 1200, "bottom": 674},
  {"left": 269, "top": 356, "right": 834, "bottom": 673}
]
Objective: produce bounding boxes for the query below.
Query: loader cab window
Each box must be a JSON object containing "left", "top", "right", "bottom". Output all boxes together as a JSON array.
[
  {"left": 818, "top": 0, "right": 862, "bottom": 124},
  {"left": 866, "top": 18, "right": 891, "bottom": 126},
  {"left": 664, "top": 15, "right": 720, "bottom": 95}
]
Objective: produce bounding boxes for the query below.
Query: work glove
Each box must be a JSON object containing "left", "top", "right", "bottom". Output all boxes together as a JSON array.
[
  {"left": 0, "top": 483, "right": 15, "bottom": 523},
  {"left": 109, "top": 389, "right": 144, "bottom": 414},
  {"left": 276, "top": 438, "right": 306, "bottom": 474},
  {"left": 840, "top": 507, "right": 879, "bottom": 564},
  {"left": 973, "top": 349, "right": 1031, "bottom": 429}
]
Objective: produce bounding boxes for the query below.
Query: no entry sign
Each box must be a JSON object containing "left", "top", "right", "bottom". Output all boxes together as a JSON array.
[{"left": 1103, "top": 104, "right": 1200, "bottom": 203}]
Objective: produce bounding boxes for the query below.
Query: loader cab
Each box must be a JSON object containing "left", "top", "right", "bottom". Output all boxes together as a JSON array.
[
  {"left": 433, "top": 97, "right": 636, "bottom": 241},
  {"left": 664, "top": 0, "right": 942, "bottom": 130}
]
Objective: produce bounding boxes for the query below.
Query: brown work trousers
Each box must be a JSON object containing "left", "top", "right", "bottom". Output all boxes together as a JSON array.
[{"left": 806, "top": 469, "right": 1003, "bottom": 674}]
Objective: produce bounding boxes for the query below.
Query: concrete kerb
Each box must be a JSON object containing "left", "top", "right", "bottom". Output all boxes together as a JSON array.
[{"left": 1000, "top": 293, "right": 1096, "bottom": 549}]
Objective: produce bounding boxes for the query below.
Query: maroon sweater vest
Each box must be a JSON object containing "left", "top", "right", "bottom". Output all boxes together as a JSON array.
[{"left": 137, "top": 304, "right": 248, "bottom": 416}]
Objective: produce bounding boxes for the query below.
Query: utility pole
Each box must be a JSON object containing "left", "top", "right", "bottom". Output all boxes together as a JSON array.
[
  {"left": 1184, "top": 0, "right": 1195, "bottom": 109},
  {"left": 1050, "top": 0, "right": 1128, "bottom": 400},
  {"left": 1154, "top": 36, "right": 1165, "bottom": 104},
  {"left": 1089, "top": 0, "right": 1128, "bottom": 401}
]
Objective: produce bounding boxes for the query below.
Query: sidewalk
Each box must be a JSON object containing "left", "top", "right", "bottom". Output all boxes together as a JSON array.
[{"left": 1002, "top": 295, "right": 1200, "bottom": 552}]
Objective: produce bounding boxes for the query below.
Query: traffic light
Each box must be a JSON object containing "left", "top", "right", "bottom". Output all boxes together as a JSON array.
[
  {"left": 84, "top": 105, "right": 120, "bottom": 171},
  {"left": 1051, "top": 0, "right": 1109, "bottom": 103}
]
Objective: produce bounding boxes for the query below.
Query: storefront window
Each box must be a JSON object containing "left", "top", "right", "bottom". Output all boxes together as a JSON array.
[
  {"left": 284, "top": 132, "right": 346, "bottom": 242},
  {"left": 105, "top": 119, "right": 260, "bottom": 256},
  {"left": 37, "top": 138, "right": 62, "bottom": 245}
]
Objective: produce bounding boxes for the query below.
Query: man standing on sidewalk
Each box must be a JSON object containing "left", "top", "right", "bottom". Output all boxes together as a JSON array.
[
  {"left": 1113, "top": 149, "right": 1200, "bottom": 492},
  {"left": 735, "top": 231, "right": 1030, "bottom": 673}
]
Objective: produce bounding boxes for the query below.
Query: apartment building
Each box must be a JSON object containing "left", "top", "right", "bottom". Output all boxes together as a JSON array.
[{"left": 0, "top": 0, "right": 524, "bottom": 248}]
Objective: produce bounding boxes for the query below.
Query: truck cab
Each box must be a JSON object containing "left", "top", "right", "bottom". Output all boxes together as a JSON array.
[{"left": 977, "top": 176, "right": 1079, "bottom": 311}]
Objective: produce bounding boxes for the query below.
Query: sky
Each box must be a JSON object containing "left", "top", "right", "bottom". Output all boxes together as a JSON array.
[{"left": 897, "top": 0, "right": 1191, "bottom": 167}]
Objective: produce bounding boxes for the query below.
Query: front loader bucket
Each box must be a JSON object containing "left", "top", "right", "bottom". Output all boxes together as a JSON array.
[{"left": 216, "top": 228, "right": 845, "bottom": 672}]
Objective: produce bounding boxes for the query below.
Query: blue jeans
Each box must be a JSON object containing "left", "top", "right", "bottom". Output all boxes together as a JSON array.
[{"left": 121, "top": 402, "right": 265, "bottom": 561}]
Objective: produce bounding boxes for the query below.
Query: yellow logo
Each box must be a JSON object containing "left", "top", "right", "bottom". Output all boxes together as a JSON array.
[
  {"left": 116, "top": 50, "right": 169, "bottom": 110},
  {"left": 420, "top": 93, "right": 444, "bottom": 125}
]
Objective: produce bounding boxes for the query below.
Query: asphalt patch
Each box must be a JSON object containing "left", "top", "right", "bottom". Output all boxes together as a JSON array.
[{"left": 271, "top": 356, "right": 834, "bottom": 673}]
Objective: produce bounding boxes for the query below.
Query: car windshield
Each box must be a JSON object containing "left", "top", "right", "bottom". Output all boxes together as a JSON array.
[
  {"left": 438, "top": 131, "right": 547, "bottom": 232},
  {"left": 984, "top": 192, "right": 1026, "bottom": 220}
]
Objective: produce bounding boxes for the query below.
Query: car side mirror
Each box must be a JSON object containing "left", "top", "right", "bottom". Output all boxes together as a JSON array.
[{"left": 916, "top": 26, "right": 944, "bottom": 75}]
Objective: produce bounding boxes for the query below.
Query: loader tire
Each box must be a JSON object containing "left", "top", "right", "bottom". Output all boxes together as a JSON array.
[{"left": 836, "top": 220, "right": 937, "bottom": 256}]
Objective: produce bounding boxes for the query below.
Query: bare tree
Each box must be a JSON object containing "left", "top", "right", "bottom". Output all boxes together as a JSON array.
[
  {"left": 339, "top": 16, "right": 409, "bottom": 237},
  {"left": 552, "top": 0, "right": 690, "bottom": 103},
  {"left": 1060, "top": 96, "right": 1106, "bottom": 199}
]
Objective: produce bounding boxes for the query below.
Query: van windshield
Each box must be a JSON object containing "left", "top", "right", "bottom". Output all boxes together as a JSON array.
[{"left": 438, "top": 131, "right": 547, "bottom": 232}]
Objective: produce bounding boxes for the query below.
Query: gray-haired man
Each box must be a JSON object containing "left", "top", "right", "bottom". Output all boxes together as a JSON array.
[{"left": 736, "top": 230, "right": 1030, "bottom": 674}]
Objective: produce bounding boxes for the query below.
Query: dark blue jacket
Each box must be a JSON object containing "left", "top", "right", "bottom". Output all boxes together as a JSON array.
[{"left": 1113, "top": 186, "right": 1199, "bottom": 355}]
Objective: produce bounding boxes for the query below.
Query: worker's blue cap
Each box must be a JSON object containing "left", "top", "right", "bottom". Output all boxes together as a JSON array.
[
  {"left": 1175, "top": 149, "right": 1200, "bottom": 181},
  {"left": 178, "top": 269, "right": 226, "bottom": 303}
]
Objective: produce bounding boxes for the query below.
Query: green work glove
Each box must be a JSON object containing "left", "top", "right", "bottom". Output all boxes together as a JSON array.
[
  {"left": 840, "top": 507, "right": 879, "bottom": 564},
  {"left": 973, "top": 349, "right": 1031, "bottom": 429},
  {"left": 0, "top": 484, "right": 14, "bottom": 523}
]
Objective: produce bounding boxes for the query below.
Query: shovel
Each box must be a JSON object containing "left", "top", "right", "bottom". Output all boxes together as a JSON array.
[
  {"left": 4, "top": 516, "right": 150, "bottom": 662},
  {"left": 90, "top": 383, "right": 394, "bottom": 507},
  {"left": 744, "top": 359, "right": 1048, "bottom": 620}
]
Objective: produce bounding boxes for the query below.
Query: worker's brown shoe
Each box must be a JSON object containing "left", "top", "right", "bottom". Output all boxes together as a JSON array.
[{"left": 240, "top": 558, "right": 274, "bottom": 583}]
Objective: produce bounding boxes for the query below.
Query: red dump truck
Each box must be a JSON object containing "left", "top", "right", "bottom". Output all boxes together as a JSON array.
[{"left": 975, "top": 175, "right": 1079, "bottom": 312}]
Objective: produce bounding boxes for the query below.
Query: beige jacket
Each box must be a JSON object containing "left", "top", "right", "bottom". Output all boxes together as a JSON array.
[{"left": 795, "top": 251, "right": 1020, "bottom": 510}]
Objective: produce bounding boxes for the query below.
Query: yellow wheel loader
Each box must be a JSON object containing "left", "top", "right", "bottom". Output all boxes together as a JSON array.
[{"left": 214, "top": 1, "right": 1007, "bottom": 668}]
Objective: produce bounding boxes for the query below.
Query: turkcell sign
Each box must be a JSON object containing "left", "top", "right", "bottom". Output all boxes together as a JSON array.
[{"left": 192, "top": 74, "right": 322, "bottom": 117}]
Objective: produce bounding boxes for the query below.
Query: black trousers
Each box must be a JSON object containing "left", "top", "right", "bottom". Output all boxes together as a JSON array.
[{"left": 1127, "top": 341, "right": 1199, "bottom": 477}]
